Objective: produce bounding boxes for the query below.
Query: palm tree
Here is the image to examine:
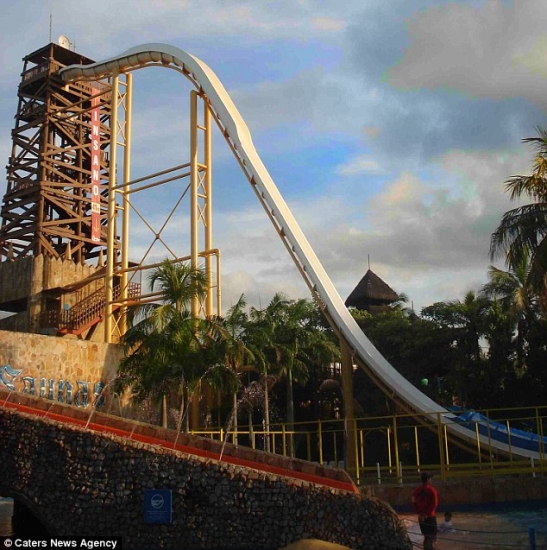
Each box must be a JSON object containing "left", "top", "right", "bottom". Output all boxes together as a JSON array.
[
  {"left": 422, "top": 291, "right": 492, "bottom": 406},
  {"left": 278, "top": 299, "right": 340, "bottom": 435},
  {"left": 490, "top": 127, "right": 547, "bottom": 297},
  {"left": 423, "top": 291, "right": 490, "bottom": 364},
  {"left": 245, "top": 293, "right": 289, "bottom": 452},
  {"left": 451, "top": 291, "right": 491, "bottom": 364},
  {"left": 246, "top": 294, "right": 340, "bottom": 455},
  {"left": 116, "top": 259, "right": 210, "bottom": 430},
  {"left": 209, "top": 294, "right": 254, "bottom": 443},
  {"left": 481, "top": 255, "right": 538, "bottom": 370},
  {"left": 275, "top": 298, "right": 313, "bottom": 431}
]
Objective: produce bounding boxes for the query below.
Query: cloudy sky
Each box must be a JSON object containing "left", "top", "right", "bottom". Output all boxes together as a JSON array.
[{"left": 1, "top": 0, "right": 547, "bottom": 315}]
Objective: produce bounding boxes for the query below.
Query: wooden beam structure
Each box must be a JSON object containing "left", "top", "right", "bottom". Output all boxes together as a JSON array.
[{"left": 0, "top": 43, "right": 117, "bottom": 263}]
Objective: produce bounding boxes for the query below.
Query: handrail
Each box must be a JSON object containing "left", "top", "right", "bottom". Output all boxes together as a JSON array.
[
  {"left": 65, "top": 282, "right": 141, "bottom": 331},
  {"left": 38, "top": 282, "right": 141, "bottom": 333}
]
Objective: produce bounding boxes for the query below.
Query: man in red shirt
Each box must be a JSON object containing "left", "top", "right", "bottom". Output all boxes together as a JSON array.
[{"left": 412, "top": 472, "right": 438, "bottom": 550}]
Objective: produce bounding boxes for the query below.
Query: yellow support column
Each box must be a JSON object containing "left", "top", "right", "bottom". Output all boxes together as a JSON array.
[
  {"left": 190, "top": 90, "right": 200, "bottom": 430},
  {"left": 120, "top": 73, "right": 133, "bottom": 337},
  {"left": 437, "top": 413, "right": 447, "bottom": 481},
  {"left": 190, "top": 90, "right": 199, "bottom": 319},
  {"left": 204, "top": 100, "right": 214, "bottom": 318},
  {"left": 393, "top": 416, "right": 401, "bottom": 482},
  {"left": 105, "top": 74, "right": 119, "bottom": 343},
  {"left": 189, "top": 91, "right": 214, "bottom": 430},
  {"left": 341, "top": 340, "right": 357, "bottom": 478}
]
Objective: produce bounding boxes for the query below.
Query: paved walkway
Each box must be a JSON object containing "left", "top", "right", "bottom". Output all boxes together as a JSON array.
[{"left": 0, "top": 500, "right": 12, "bottom": 536}]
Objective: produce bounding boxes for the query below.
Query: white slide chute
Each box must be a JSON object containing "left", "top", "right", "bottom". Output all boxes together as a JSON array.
[{"left": 60, "top": 44, "right": 545, "bottom": 460}]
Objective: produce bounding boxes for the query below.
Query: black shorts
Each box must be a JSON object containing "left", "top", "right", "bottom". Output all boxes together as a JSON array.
[{"left": 419, "top": 516, "right": 438, "bottom": 536}]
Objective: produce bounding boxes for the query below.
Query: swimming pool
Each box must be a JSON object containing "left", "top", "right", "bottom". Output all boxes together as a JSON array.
[{"left": 401, "top": 503, "right": 547, "bottom": 550}]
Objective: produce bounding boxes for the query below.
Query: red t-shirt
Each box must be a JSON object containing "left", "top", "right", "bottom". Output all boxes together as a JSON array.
[{"left": 412, "top": 483, "right": 438, "bottom": 517}]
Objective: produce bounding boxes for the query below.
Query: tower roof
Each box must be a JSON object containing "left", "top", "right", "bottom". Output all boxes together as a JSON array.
[
  {"left": 345, "top": 269, "right": 399, "bottom": 310},
  {"left": 25, "top": 42, "right": 96, "bottom": 67}
]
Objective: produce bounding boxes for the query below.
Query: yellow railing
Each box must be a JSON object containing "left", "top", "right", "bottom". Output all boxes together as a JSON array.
[{"left": 190, "top": 405, "right": 547, "bottom": 486}]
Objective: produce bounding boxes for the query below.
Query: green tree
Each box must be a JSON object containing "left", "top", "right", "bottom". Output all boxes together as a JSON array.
[
  {"left": 481, "top": 255, "right": 537, "bottom": 371},
  {"left": 479, "top": 299, "right": 517, "bottom": 407},
  {"left": 353, "top": 308, "right": 457, "bottom": 411},
  {"left": 210, "top": 294, "right": 254, "bottom": 442},
  {"left": 117, "top": 260, "right": 213, "bottom": 431},
  {"left": 422, "top": 292, "right": 494, "bottom": 407},
  {"left": 481, "top": 254, "right": 547, "bottom": 406},
  {"left": 245, "top": 293, "right": 290, "bottom": 451},
  {"left": 423, "top": 292, "right": 490, "bottom": 364},
  {"left": 490, "top": 127, "right": 547, "bottom": 299},
  {"left": 245, "top": 293, "right": 339, "bottom": 453}
]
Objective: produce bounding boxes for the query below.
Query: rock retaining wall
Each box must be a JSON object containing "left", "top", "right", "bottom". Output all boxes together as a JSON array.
[
  {"left": 0, "top": 403, "right": 412, "bottom": 550},
  {"left": 0, "top": 329, "right": 123, "bottom": 408}
]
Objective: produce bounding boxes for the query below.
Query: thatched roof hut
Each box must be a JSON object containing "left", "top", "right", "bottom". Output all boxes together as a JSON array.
[{"left": 345, "top": 269, "right": 399, "bottom": 313}]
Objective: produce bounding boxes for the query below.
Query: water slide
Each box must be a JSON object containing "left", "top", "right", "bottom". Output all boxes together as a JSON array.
[{"left": 60, "top": 44, "right": 546, "bottom": 461}]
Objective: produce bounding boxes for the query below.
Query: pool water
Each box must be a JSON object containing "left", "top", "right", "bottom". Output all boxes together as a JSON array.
[{"left": 401, "top": 505, "right": 547, "bottom": 550}]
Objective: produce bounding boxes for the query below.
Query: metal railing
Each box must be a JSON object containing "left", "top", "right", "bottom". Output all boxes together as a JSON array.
[
  {"left": 39, "top": 282, "right": 141, "bottom": 334},
  {"left": 189, "top": 405, "right": 547, "bottom": 485},
  {"left": 62, "top": 282, "right": 141, "bottom": 331}
]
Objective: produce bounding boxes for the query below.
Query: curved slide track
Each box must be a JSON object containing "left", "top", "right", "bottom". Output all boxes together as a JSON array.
[{"left": 60, "top": 44, "right": 546, "bottom": 461}]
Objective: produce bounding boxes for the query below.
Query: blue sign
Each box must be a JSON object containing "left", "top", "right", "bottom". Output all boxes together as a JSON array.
[{"left": 144, "top": 489, "right": 172, "bottom": 524}]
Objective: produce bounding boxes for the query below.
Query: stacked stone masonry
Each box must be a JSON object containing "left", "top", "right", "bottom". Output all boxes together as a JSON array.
[
  {"left": 0, "top": 329, "right": 123, "bottom": 407},
  {"left": 0, "top": 405, "right": 412, "bottom": 549},
  {"left": 0, "top": 256, "right": 105, "bottom": 335}
]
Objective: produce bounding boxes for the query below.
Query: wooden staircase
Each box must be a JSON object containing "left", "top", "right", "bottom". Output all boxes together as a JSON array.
[{"left": 40, "top": 282, "right": 141, "bottom": 339}]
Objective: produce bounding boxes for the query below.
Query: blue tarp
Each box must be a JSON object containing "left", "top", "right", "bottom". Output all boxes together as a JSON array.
[{"left": 450, "top": 410, "right": 546, "bottom": 453}]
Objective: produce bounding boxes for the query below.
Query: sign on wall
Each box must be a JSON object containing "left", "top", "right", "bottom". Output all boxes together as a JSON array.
[
  {"left": 0, "top": 364, "right": 105, "bottom": 408},
  {"left": 144, "top": 489, "right": 173, "bottom": 524},
  {"left": 90, "top": 91, "right": 101, "bottom": 243}
]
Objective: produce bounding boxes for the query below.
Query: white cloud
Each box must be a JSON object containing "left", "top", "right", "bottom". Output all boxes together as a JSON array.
[
  {"left": 0, "top": 0, "right": 545, "bottom": 321},
  {"left": 288, "top": 148, "right": 531, "bottom": 311},
  {"left": 336, "top": 155, "right": 384, "bottom": 176},
  {"left": 388, "top": 1, "right": 547, "bottom": 109},
  {"left": 230, "top": 68, "right": 323, "bottom": 132}
]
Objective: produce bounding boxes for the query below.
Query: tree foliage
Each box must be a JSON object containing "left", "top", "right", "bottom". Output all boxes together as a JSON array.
[
  {"left": 116, "top": 260, "right": 238, "bottom": 430},
  {"left": 490, "top": 127, "right": 547, "bottom": 300}
]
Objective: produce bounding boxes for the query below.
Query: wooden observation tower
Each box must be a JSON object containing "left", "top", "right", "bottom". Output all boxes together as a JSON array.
[{"left": 0, "top": 42, "right": 124, "bottom": 339}]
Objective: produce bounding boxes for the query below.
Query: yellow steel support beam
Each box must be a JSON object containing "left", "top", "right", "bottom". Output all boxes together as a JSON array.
[
  {"left": 437, "top": 412, "right": 447, "bottom": 482},
  {"left": 190, "top": 90, "right": 199, "bottom": 320},
  {"left": 204, "top": 99, "right": 214, "bottom": 317},
  {"left": 190, "top": 90, "right": 217, "bottom": 429},
  {"left": 341, "top": 340, "right": 357, "bottom": 478},
  {"left": 105, "top": 74, "right": 119, "bottom": 343},
  {"left": 120, "top": 72, "right": 133, "bottom": 337}
]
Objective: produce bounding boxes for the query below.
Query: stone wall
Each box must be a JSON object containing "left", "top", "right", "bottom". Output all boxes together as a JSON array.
[
  {"left": 0, "top": 256, "right": 103, "bottom": 334},
  {"left": 41, "top": 255, "right": 101, "bottom": 291},
  {"left": 0, "top": 329, "right": 124, "bottom": 408},
  {"left": 0, "top": 402, "right": 412, "bottom": 550},
  {"left": 0, "top": 255, "right": 101, "bottom": 300},
  {"left": 0, "top": 256, "right": 34, "bottom": 305}
]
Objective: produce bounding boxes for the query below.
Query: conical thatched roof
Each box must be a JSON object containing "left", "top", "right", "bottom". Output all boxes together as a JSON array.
[{"left": 345, "top": 269, "right": 399, "bottom": 311}]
